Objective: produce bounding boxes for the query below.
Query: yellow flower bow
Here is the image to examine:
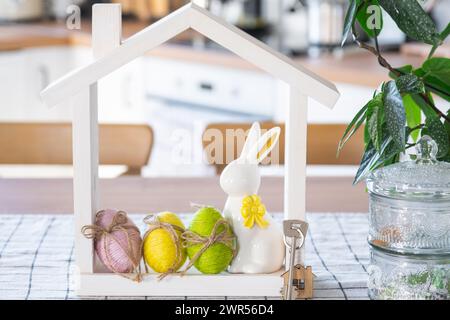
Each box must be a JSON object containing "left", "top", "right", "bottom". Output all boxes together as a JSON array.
[{"left": 241, "top": 195, "right": 269, "bottom": 229}]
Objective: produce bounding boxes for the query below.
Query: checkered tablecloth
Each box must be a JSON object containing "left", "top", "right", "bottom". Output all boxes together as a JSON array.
[{"left": 0, "top": 213, "right": 370, "bottom": 300}]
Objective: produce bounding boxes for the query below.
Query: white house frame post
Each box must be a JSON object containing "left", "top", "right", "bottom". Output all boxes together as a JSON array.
[
  {"left": 74, "top": 4, "right": 122, "bottom": 275},
  {"left": 92, "top": 4, "right": 122, "bottom": 60},
  {"left": 73, "top": 84, "right": 98, "bottom": 274},
  {"left": 285, "top": 86, "right": 308, "bottom": 267}
]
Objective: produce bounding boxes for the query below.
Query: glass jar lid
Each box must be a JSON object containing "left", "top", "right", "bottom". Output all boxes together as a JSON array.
[{"left": 367, "top": 136, "right": 450, "bottom": 201}]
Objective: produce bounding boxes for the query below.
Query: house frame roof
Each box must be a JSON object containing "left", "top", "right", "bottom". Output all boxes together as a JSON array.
[{"left": 41, "top": 3, "right": 340, "bottom": 109}]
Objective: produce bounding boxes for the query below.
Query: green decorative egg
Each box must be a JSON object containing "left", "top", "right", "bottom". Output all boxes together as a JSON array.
[{"left": 187, "top": 207, "right": 234, "bottom": 274}]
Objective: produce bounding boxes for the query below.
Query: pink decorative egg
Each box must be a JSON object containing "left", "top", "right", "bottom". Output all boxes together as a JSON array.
[{"left": 94, "top": 209, "right": 142, "bottom": 274}]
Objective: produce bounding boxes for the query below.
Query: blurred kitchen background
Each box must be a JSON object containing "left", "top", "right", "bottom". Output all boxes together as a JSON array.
[{"left": 0, "top": 0, "right": 449, "bottom": 179}]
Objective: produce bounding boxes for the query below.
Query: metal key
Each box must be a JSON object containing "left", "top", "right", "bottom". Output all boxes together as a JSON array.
[{"left": 283, "top": 220, "right": 309, "bottom": 300}]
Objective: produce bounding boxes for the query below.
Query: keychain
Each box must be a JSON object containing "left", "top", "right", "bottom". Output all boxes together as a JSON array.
[{"left": 282, "top": 220, "right": 312, "bottom": 300}]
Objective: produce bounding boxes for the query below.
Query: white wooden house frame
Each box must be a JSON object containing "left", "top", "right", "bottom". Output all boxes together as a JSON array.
[{"left": 41, "top": 3, "right": 339, "bottom": 297}]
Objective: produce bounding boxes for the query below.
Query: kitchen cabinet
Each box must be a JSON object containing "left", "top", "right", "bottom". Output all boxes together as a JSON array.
[
  {"left": 0, "top": 47, "right": 75, "bottom": 122},
  {"left": 0, "top": 46, "right": 146, "bottom": 123},
  {"left": 97, "top": 57, "right": 146, "bottom": 123},
  {"left": 31, "top": 46, "right": 147, "bottom": 123},
  {"left": 0, "top": 51, "right": 27, "bottom": 120},
  {"left": 22, "top": 47, "right": 74, "bottom": 121}
]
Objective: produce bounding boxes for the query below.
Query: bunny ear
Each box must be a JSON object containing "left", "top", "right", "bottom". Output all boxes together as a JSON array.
[
  {"left": 239, "top": 122, "right": 261, "bottom": 161},
  {"left": 247, "top": 127, "right": 281, "bottom": 164}
]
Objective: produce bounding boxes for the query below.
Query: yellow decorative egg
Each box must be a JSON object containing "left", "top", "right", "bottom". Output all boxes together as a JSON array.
[{"left": 143, "top": 212, "right": 186, "bottom": 274}]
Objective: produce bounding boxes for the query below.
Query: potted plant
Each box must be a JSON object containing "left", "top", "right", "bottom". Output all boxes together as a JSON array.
[{"left": 339, "top": 0, "right": 450, "bottom": 183}]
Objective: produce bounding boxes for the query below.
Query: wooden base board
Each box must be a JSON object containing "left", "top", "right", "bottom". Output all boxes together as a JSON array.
[{"left": 76, "top": 271, "right": 284, "bottom": 297}]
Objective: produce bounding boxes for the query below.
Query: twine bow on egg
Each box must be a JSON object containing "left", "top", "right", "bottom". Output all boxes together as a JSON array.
[
  {"left": 241, "top": 195, "right": 269, "bottom": 229},
  {"left": 81, "top": 210, "right": 143, "bottom": 282},
  {"left": 142, "top": 214, "right": 186, "bottom": 280},
  {"left": 82, "top": 211, "right": 130, "bottom": 239},
  {"left": 181, "top": 219, "right": 236, "bottom": 275}
]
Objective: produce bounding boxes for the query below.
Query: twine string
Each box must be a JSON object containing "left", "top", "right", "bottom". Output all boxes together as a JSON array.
[
  {"left": 181, "top": 219, "right": 236, "bottom": 276},
  {"left": 142, "top": 215, "right": 186, "bottom": 281},
  {"left": 82, "top": 210, "right": 132, "bottom": 239},
  {"left": 81, "top": 210, "right": 143, "bottom": 282}
]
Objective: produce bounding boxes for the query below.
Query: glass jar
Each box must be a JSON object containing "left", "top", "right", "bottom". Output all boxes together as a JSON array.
[
  {"left": 368, "top": 246, "right": 449, "bottom": 300},
  {"left": 366, "top": 136, "right": 450, "bottom": 300},
  {"left": 367, "top": 136, "right": 450, "bottom": 253}
]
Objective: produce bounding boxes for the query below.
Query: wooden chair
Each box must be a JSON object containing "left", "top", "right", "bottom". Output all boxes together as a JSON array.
[
  {"left": 202, "top": 122, "right": 365, "bottom": 174},
  {"left": 0, "top": 123, "right": 153, "bottom": 176}
]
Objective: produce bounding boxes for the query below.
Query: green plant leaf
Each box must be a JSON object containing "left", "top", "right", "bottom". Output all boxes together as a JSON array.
[
  {"left": 342, "top": 0, "right": 359, "bottom": 47},
  {"left": 413, "top": 67, "right": 426, "bottom": 77},
  {"left": 383, "top": 81, "right": 406, "bottom": 149},
  {"left": 396, "top": 74, "right": 425, "bottom": 94},
  {"left": 382, "top": 150, "right": 400, "bottom": 167},
  {"left": 356, "top": 0, "right": 383, "bottom": 38},
  {"left": 403, "top": 94, "right": 422, "bottom": 142},
  {"left": 378, "top": 0, "right": 441, "bottom": 46},
  {"left": 367, "top": 98, "right": 384, "bottom": 151},
  {"left": 364, "top": 93, "right": 384, "bottom": 146},
  {"left": 421, "top": 58, "right": 450, "bottom": 101},
  {"left": 417, "top": 66, "right": 450, "bottom": 102},
  {"left": 338, "top": 100, "right": 368, "bottom": 154},
  {"left": 423, "top": 58, "right": 450, "bottom": 82},
  {"left": 389, "top": 65, "right": 413, "bottom": 80},
  {"left": 364, "top": 122, "right": 370, "bottom": 145},
  {"left": 354, "top": 142, "right": 378, "bottom": 185},
  {"left": 426, "top": 116, "right": 450, "bottom": 159},
  {"left": 423, "top": 78, "right": 450, "bottom": 102},
  {"left": 353, "top": 132, "right": 402, "bottom": 184},
  {"left": 410, "top": 94, "right": 436, "bottom": 118},
  {"left": 380, "top": 127, "right": 411, "bottom": 166}
]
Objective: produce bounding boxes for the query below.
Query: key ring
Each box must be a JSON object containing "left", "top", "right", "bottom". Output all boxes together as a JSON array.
[{"left": 283, "top": 226, "right": 305, "bottom": 250}]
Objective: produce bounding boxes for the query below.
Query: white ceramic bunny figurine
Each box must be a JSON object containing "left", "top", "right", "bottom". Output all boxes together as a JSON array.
[{"left": 220, "top": 122, "right": 285, "bottom": 274}]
